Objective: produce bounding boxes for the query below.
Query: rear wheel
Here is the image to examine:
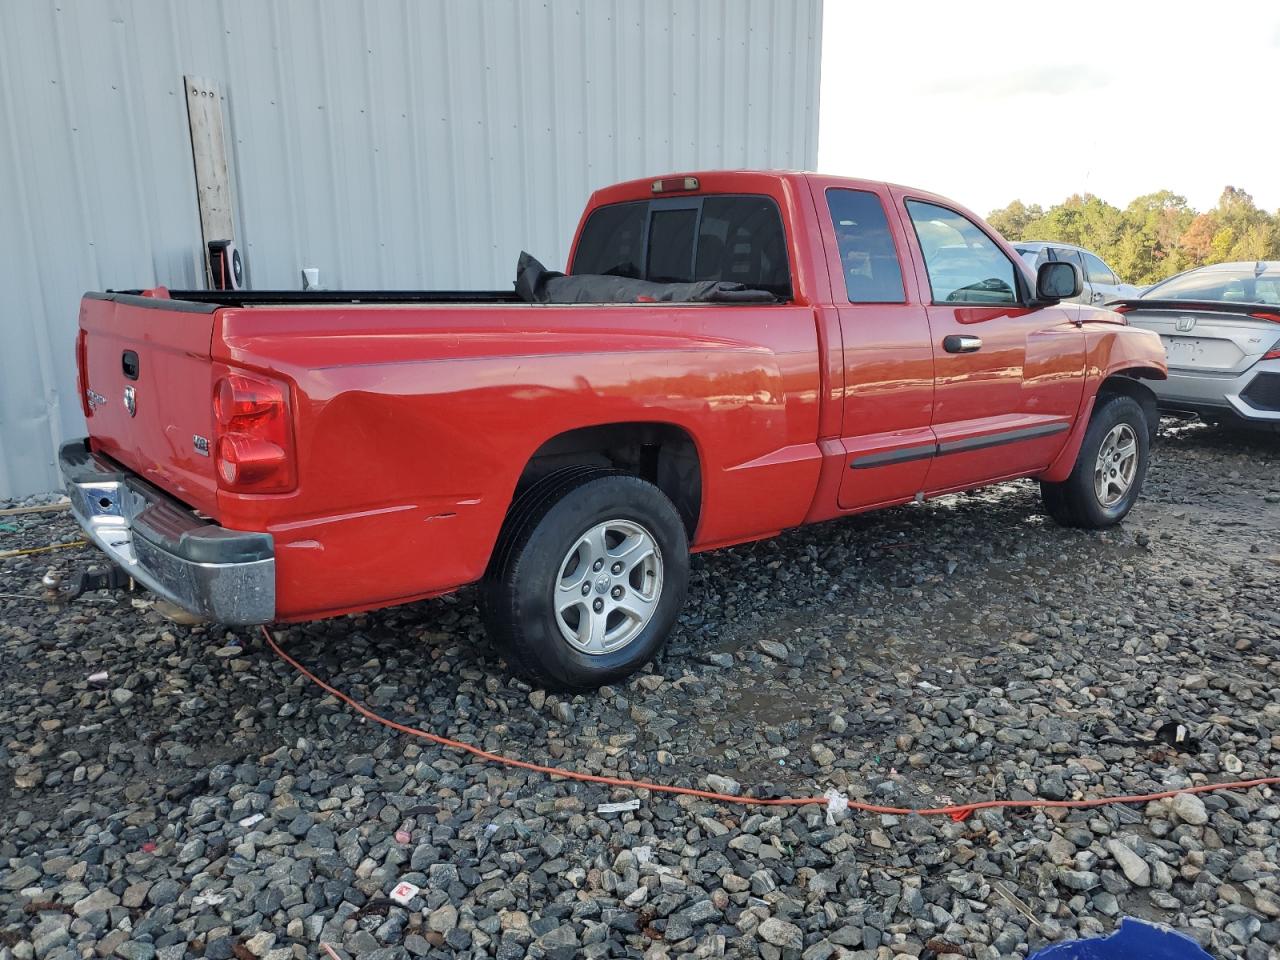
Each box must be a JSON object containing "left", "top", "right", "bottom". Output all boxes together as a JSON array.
[
  {"left": 1039, "top": 394, "right": 1150, "bottom": 528},
  {"left": 481, "top": 470, "right": 689, "bottom": 690}
]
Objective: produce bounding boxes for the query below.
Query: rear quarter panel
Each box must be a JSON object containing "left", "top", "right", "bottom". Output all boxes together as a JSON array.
[{"left": 212, "top": 302, "right": 822, "bottom": 619}]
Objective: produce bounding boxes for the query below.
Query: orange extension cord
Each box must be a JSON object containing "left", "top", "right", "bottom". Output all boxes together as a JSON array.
[{"left": 263, "top": 626, "right": 1280, "bottom": 821}]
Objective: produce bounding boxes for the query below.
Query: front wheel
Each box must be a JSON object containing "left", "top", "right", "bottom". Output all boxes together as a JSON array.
[
  {"left": 481, "top": 470, "right": 689, "bottom": 690},
  {"left": 1040, "top": 394, "right": 1150, "bottom": 529}
]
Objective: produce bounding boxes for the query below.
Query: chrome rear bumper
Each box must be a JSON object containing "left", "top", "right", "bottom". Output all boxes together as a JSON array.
[{"left": 58, "top": 439, "right": 275, "bottom": 624}]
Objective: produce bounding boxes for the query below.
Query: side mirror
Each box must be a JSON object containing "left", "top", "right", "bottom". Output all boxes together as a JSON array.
[{"left": 1036, "top": 261, "right": 1082, "bottom": 301}]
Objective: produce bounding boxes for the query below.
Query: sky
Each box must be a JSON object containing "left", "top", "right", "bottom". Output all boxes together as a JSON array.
[{"left": 818, "top": 0, "right": 1280, "bottom": 218}]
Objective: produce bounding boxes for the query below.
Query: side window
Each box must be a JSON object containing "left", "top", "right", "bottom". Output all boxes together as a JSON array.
[
  {"left": 1060, "top": 250, "right": 1086, "bottom": 292},
  {"left": 905, "top": 200, "right": 1018, "bottom": 305},
  {"left": 826, "top": 189, "right": 905, "bottom": 303},
  {"left": 1060, "top": 249, "right": 1085, "bottom": 271},
  {"left": 1082, "top": 252, "right": 1118, "bottom": 286},
  {"left": 572, "top": 202, "right": 646, "bottom": 278},
  {"left": 1015, "top": 246, "right": 1047, "bottom": 271}
]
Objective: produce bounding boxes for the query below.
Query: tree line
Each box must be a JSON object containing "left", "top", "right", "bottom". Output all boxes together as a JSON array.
[{"left": 987, "top": 187, "right": 1280, "bottom": 286}]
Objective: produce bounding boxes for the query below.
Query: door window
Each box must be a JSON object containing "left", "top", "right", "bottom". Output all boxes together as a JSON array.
[
  {"left": 1082, "top": 252, "right": 1119, "bottom": 286},
  {"left": 905, "top": 201, "right": 1018, "bottom": 305},
  {"left": 826, "top": 189, "right": 905, "bottom": 303}
]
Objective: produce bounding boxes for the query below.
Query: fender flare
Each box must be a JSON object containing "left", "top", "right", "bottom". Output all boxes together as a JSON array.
[{"left": 1040, "top": 370, "right": 1161, "bottom": 483}]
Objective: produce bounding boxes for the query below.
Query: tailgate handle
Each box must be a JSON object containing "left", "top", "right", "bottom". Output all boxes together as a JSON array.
[{"left": 121, "top": 350, "right": 139, "bottom": 380}]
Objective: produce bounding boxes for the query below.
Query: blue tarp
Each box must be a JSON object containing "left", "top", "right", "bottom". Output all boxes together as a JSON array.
[{"left": 1029, "top": 918, "right": 1213, "bottom": 960}]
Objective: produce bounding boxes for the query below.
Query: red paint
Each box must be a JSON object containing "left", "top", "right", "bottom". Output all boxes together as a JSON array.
[{"left": 77, "top": 171, "right": 1167, "bottom": 621}]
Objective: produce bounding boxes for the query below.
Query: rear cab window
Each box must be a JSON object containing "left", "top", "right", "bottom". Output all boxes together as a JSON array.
[{"left": 573, "top": 195, "right": 792, "bottom": 298}]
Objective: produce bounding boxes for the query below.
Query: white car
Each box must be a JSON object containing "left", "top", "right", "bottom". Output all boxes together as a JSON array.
[
  {"left": 1111, "top": 261, "right": 1280, "bottom": 431},
  {"left": 1013, "top": 242, "right": 1143, "bottom": 306}
]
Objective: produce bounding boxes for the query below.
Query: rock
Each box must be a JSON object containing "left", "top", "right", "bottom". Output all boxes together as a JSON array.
[
  {"left": 110, "top": 687, "right": 135, "bottom": 706},
  {"left": 810, "top": 742, "right": 836, "bottom": 767},
  {"left": 147, "top": 879, "right": 180, "bottom": 907},
  {"left": 705, "top": 774, "right": 741, "bottom": 795},
  {"left": 1171, "top": 793, "right": 1209, "bottom": 826},
  {"left": 1058, "top": 869, "right": 1100, "bottom": 892},
  {"left": 74, "top": 886, "right": 121, "bottom": 916},
  {"left": 1106, "top": 839, "right": 1150, "bottom": 887},
  {"left": 3, "top": 864, "right": 41, "bottom": 890},
  {"left": 244, "top": 932, "right": 276, "bottom": 957},
  {"left": 32, "top": 918, "right": 70, "bottom": 959},
  {"left": 113, "top": 944, "right": 156, "bottom": 960},
  {"left": 1047, "top": 834, "right": 1075, "bottom": 865},
  {"left": 1039, "top": 773, "right": 1068, "bottom": 801},
  {"left": 758, "top": 918, "right": 803, "bottom": 950},
  {"left": 427, "top": 904, "right": 458, "bottom": 934},
  {"left": 1256, "top": 889, "right": 1280, "bottom": 918},
  {"left": 758, "top": 640, "right": 789, "bottom": 660}
]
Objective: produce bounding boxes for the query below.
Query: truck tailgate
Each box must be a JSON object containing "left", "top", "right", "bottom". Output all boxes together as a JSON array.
[{"left": 79, "top": 294, "right": 221, "bottom": 517}]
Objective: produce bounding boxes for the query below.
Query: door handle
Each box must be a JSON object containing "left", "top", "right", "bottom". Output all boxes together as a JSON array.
[{"left": 943, "top": 335, "right": 982, "bottom": 353}]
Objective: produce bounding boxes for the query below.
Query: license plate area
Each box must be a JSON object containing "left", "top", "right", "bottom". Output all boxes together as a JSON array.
[{"left": 1161, "top": 335, "right": 1241, "bottom": 369}]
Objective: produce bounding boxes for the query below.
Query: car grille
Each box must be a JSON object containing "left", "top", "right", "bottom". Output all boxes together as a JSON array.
[{"left": 1241, "top": 372, "right": 1280, "bottom": 411}]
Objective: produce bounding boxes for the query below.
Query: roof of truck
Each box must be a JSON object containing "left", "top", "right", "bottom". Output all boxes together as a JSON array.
[{"left": 588, "top": 169, "right": 961, "bottom": 213}]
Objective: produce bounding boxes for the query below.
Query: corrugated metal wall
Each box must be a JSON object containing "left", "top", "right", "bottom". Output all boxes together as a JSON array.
[{"left": 0, "top": 0, "right": 822, "bottom": 498}]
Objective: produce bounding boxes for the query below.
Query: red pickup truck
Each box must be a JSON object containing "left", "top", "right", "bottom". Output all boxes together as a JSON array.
[{"left": 62, "top": 171, "right": 1166, "bottom": 689}]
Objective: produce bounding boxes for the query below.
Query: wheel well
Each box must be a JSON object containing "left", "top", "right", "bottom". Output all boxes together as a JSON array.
[
  {"left": 515, "top": 423, "right": 702, "bottom": 537},
  {"left": 1098, "top": 372, "right": 1160, "bottom": 442}
]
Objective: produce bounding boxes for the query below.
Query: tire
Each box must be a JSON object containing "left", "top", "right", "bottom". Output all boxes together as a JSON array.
[
  {"left": 1039, "top": 394, "right": 1150, "bottom": 529},
  {"left": 481, "top": 470, "right": 689, "bottom": 690}
]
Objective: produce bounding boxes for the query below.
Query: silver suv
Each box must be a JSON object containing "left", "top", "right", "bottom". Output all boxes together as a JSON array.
[{"left": 1013, "top": 242, "right": 1143, "bottom": 306}]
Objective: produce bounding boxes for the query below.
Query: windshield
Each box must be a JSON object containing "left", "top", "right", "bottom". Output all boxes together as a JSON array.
[{"left": 1145, "top": 265, "right": 1280, "bottom": 305}]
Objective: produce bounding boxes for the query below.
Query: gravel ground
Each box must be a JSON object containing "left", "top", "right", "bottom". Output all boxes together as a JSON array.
[{"left": 2, "top": 420, "right": 1279, "bottom": 960}]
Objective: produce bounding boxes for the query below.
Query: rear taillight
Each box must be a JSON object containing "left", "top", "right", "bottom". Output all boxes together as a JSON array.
[
  {"left": 1111, "top": 304, "right": 1136, "bottom": 315},
  {"left": 213, "top": 372, "right": 295, "bottom": 493},
  {"left": 1253, "top": 313, "right": 1280, "bottom": 361},
  {"left": 75, "top": 329, "right": 90, "bottom": 417}
]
